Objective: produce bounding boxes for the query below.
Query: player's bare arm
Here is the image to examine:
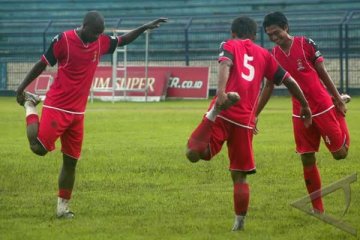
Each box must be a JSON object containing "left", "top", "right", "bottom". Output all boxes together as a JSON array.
[
  {"left": 216, "top": 60, "right": 232, "bottom": 106},
  {"left": 282, "top": 76, "right": 312, "bottom": 128},
  {"left": 254, "top": 80, "right": 275, "bottom": 134},
  {"left": 315, "top": 61, "right": 347, "bottom": 116},
  {"left": 120, "top": 18, "right": 167, "bottom": 46},
  {"left": 256, "top": 80, "right": 274, "bottom": 117},
  {"left": 16, "top": 60, "right": 47, "bottom": 105}
]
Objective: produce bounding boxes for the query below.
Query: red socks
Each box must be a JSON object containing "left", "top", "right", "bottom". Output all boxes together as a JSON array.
[
  {"left": 187, "top": 117, "right": 213, "bottom": 152},
  {"left": 303, "top": 164, "right": 324, "bottom": 213},
  {"left": 26, "top": 114, "right": 39, "bottom": 126},
  {"left": 233, "top": 182, "right": 250, "bottom": 216},
  {"left": 59, "top": 189, "right": 72, "bottom": 200}
]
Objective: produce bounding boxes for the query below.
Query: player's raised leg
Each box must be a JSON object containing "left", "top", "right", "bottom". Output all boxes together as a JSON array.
[
  {"left": 301, "top": 153, "right": 324, "bottom": 213},
  {"left": 57, "top": 154, "right": 77, "bottom": 219},
  {"left": 331, "top": 111, "right": 350, "bottom": 160},
  {"left": 21, "top": 91, "right": 47, "bottom": 156},
  {"left": 186, "top": 92, "right": 240, "bottom": 163}
]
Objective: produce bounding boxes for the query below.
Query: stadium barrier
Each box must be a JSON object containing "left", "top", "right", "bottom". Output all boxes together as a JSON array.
[{"left": 1, "top": 10, "right": 360, "bottom": 96}]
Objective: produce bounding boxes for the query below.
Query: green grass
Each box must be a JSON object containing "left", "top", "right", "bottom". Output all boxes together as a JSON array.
[{"left": 0, "top": 96, "right": 359, "bottom": 240}]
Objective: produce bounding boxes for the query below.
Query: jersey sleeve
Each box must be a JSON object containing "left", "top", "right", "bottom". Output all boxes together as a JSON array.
[
  {"left": 41, "top": 33, "right": 63, "bottom": 66},
  {"left": 100, "top": 35, "right": 122, "bottom": 55},
  {"left": 304, "top": 37, "right": 324, "bottom": 64},
  {"left": 218, "top": 41, "right": 234, "bottom": 63},
  {"left": 265, "top": 52, "right": 289, "bottom": 86}
]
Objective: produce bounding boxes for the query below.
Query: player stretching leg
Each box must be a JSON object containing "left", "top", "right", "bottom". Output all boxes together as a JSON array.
[
  {"left": 260, "top": 11, "right": 351, "bottom": 214},
  {"left": 186, "top": 16, "right": 311, "bottom": 231},
  {"left": 186, "top": 92, "right": 240, "bottom": 162},
  {"left": 16, "top": 11, "right": 167, "bottom": 218}
]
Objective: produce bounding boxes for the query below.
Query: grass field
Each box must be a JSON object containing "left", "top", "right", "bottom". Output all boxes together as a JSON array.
[{"left": 0, "top": 96, "right": 359, "bottom": 240}]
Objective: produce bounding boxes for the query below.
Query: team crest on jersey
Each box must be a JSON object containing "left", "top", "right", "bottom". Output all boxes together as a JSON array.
[{"left": 297, "top": 59, "right": 305, "bottom": 71}]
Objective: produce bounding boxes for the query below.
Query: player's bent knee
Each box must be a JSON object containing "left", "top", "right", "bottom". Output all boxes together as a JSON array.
[
  {"left": 186, "top": 147, "right": 212, "bottom": 163},
  {"left": 199, "top": 148, "right": 211, "bottom": 160},
  {"left": 30, "top": 143, "right": 48, "bottom": 156},
  {"left": 186, "top": 148, "right": 200, "bottom": 163},
  {"left": 333, "top": 153, "right": 347, "bottom": 160},
  {"left": 332, "top": 149, "right": 348, "bottom": 160}
]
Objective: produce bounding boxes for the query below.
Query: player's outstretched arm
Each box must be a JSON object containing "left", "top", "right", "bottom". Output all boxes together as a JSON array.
[
  {"left": 283, "top": 76, "right": 312, "bottom": 128},
  {"left": 16, "top": 60, "right": 47, "bottom": 105},
  {"left": 120, "top": 18, "right": 167, "bottom": 46}
]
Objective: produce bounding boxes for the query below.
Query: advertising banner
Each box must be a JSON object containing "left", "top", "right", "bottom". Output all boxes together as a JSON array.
[{"left": 26, "top": 66, "right": 209, "bottom": 101}]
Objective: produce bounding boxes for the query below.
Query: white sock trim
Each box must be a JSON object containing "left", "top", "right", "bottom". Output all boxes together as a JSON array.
[
  {"left": 57, "top": 197, "right": 70, "bottom": 214},
  {"left": 205, "top": 105, "right": 219, "bottom": 122},
  {"left": 24, "top": 101, "right": 38, "bottom": 117},
  {"left": 235, "top": 215, "right": 246, "bottom": 221}
]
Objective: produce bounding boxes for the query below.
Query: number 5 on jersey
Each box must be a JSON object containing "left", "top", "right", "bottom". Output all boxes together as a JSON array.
[{"left": 242, "top": 54, "right": 254, "bottom": 81}]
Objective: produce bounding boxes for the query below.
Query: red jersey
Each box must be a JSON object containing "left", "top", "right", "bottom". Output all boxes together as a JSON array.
[
  {"left": 41, "top": 29, "right": 121, "bottom": 113},
  {"left": 272, "top": 36, "right": 333, "bottom": 116},
  {"left": 215, "top": 39, "right": 289, "bottom": 128}
]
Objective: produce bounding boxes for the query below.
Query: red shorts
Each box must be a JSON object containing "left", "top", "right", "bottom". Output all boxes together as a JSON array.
[
  {"left": 38, "top": 107, "right": 84, "bottom": 159},
  {"left": 209, "top": 117, "right": 255, "bottom": 173},
  {"left": 293, "top": 108, "right": 349, "bottom": 154}
]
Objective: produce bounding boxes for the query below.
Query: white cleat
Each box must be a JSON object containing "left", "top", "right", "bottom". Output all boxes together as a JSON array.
[
  {"left": 232, "top": 215, "right": 245, "bottom": 231},
  {"left": 22, "top": 91, "right": 41, "bottom": 106},
  {"left": 340, "top": 94, "right": 351, "bottom": 104},
  {"left": 57, "top": 198, "right": 74, "bottom": 219},
  {"left": 57, "top": 210, "right": 75, "bottom": 219}
]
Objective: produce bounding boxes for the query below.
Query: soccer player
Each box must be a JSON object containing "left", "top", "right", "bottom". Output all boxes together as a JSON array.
[
  {"left": 185, "top": 16, "right": 312, "bottom": 231},
  {"left": 260, "top": 11, "right": 350, "bottom": 213},
  {"left": 16, "top": 11, "right": 167, "bottom": 218}
]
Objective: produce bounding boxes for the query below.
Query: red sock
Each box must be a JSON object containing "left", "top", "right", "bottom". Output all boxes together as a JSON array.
[
  {"left": 26, "top": 114, "right": 39, "bottom": 126},
  {"left": 187, "top": 117, "right": 213, "bottom": 152},
  {"left": 59, "top": 189, "right": 72, "bottom": 200},
  {"left": 303, "top": 164, "right": 324, "bottom": 212},
  {"left": 233, "top": 182, "right": 250, "bottom": 216}
]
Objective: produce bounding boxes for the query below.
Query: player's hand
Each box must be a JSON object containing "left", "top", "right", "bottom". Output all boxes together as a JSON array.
[
  {"left": 300, "top": 106, "right": 312, "bottom": 128},
  {"left": 253, "top": 117, "right": 259, "bottom": 135},
  {"left": 16, "top": 89, "right": 25, "bottom": 106},
  {"left": 333, "top": 98, "right": 347, "bottom": 116},
  {"left": 215, "top": 91, "right": 228, "bottom": 110},
  {"left": 144, "top": 18, "right": 167, "bottom": 30}
]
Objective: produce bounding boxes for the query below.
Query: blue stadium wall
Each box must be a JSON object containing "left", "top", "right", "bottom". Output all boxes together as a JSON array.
[{"left": 1, "top": 0, "right": 360, "bottom": 96}]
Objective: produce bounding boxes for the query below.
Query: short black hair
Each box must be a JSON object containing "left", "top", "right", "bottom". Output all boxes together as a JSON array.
[
  {"left": 83, "top": 10, "right": 105, "bottom": 29},
  {"left": 262, "top": 12, "right": 288, "bottom": 30},
  {"left": 231, "top": 16, "right": 257, "bottom": 38}
]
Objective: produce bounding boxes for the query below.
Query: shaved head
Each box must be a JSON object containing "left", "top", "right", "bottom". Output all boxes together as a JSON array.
[
  {"left": 83, "top": 11, "right": 105, "bottom": 33},
  {"left": 79, "top": 11, "right": 105, "bottom": 43}
]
